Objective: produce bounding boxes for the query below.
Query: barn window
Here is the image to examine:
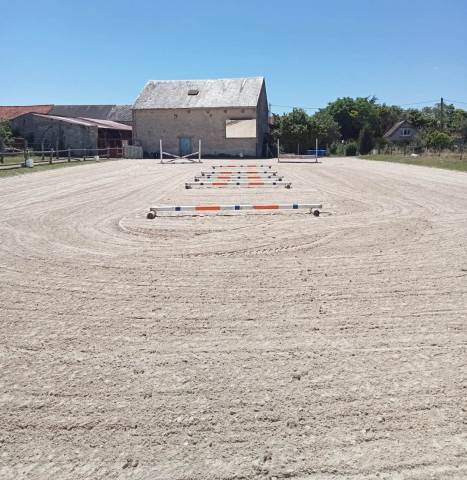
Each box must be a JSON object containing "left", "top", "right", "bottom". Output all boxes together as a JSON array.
[
  {"left": 401, "top": 128, "right": 411, "bottom": 136},
  {"left": 188, "top": 89, "right": 199, "bottom": 95},
  {"left": 226, "top": 119, "right": 256, "bottom": 138}
]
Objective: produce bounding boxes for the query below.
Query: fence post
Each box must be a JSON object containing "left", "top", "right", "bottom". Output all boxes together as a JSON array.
[
  {"left": 68, "top": 148, "right": 71, "bottom": 162},
  {"left": 83, "top": 148, "right": 86, "bottom": 161},
  {"left": 50, "top": 149, "right": 53, "bottom": 164},
  {"left": 0, "top": 152, "right": 3, "bottom": 164},
  {"left": 107, "top": 147, "right": 110, "bottom": 159}
]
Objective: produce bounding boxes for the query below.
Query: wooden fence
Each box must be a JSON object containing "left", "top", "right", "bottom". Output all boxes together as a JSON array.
[{"left": 0, "top": 147, "right": 124, "bottom": 170}]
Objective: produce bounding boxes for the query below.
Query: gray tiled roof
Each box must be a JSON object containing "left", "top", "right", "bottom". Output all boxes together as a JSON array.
[
  {"left": 133, "top": 77, "right": 264, "bottom": 109},
  {"left": 50, "top": 105, "right": 132, "bottom": 123},
  {"left": 29, "top": 113, "right": 132, "bottom": 130},
  {"left": 108, "top": 105, "right": 133, "bottom": 122}
]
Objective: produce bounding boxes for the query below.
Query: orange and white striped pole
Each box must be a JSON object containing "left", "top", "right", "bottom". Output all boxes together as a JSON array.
[
  {"left": 147, "top": 203, "right": 322, "bottom": 219},
  {"left": 185, "top": 181, "right": 291, "bottom": 189}
]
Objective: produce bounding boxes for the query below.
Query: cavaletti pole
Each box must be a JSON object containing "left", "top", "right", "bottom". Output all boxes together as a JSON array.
[
  {"left": 147, "top": 203, "right": 322, "bottom": 219},
  {"left": 185, "top": 181, "right": 291, "bottom": 189}
]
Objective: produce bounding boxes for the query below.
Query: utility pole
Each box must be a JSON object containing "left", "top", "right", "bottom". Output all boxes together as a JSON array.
[{"left": 440, "top": 97, "right": 445, "bottom": 130}]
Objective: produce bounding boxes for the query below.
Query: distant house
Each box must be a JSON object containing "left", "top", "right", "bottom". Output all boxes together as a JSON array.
[
  {"left": 133, "top": 77, "right": 269, "bottom": 158},
  {"left": 10, "top": 113, "right": 132, "bottom": 151},
  {"left": 383, "top": 120, "right": 418, "bottom": 142}
]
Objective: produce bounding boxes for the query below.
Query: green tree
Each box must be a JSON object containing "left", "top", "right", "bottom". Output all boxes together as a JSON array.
[
  {"left": 272, "top": 108, "right": 312, "bottom": 153},
  {"left": 358, "top": 124, "right": 375, "bottom": 154},
  {"left": 404, "top": 108, "right": 435, "bottom": 129},
  {"left": 324, "top": 96, "right": 379, "bottom": 140},
  {"left": 451, "top": 110, "right": 467, "bottom": 139},
  {"left": 425, "top": 131, "right": 453, "bottom": 152},
  {"left": 309, "top": 110, "right": 341, "bottom": 147},
  {"left": 0, "top": 121, "right": 13, "bottom": 149},
  {"left": 376, "top": 104, "right": 403, "bottom": 136}
]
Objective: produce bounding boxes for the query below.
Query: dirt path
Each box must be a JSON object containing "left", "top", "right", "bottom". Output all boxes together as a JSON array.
[{"left": 1, "top": 158, "right": 466, "bottom": 479}]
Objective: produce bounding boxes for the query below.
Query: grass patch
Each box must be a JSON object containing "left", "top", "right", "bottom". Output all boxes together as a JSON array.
[
  {"left": 360, "top": 153, "right": 467, "bottom": 172},
  {"left": 0, "top": 159, "right": 102, "bottom": 178}
]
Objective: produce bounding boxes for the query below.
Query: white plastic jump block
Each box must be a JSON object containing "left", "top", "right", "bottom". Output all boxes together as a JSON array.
[
  {"left": 185, "top": 181, "right": 291, "bottom": 189},
  {"left": 147, "top": 203, "right": 322, "bottom": 219}
]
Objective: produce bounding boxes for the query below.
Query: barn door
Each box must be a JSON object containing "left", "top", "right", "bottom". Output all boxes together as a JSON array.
[{"left": 179, "top": 137, "right": 192, "bottom": 156}]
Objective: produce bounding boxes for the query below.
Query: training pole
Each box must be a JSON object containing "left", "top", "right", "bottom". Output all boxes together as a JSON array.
[
  {"left": 277, "top": 139, "right": 280, "bottom": 162},
  {"left": 160, "top": 139, "right": 163, "bottom": 162},
  {"left": 147, "top": 203, "right": 322, "bottom": 219},
  {"left": 315, "top": 138, "right": 318, "bottom": 163},
  {"left": 185, "top": 180, "right": 291, "bottom": 189},
  {"left": 199, "top": 139, "right": 201, "bottom": 162}
]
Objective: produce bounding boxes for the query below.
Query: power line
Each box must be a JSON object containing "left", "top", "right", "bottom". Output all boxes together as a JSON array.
[
  {"left": 397, "top": 99, "right": 439, "bottom": 106},
  {"left": 445, "top": 98, "right": 467, "bottom": 105},
  {"left": 270, "top": 104, "right": 321, "bottom": 111}
]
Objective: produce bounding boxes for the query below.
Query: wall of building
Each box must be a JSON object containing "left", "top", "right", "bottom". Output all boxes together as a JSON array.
[
  {"left": 133, "top": 106, "right": 263, "bottom": 158},
  {"left": 256, "top": 82, "right": 269, "bottom": 157},
  {"left": 10, "top": 114, "right": 98, "bottom": 150},
  {"left": 387, "top": 126, "right": 418, "bottom": 142}
]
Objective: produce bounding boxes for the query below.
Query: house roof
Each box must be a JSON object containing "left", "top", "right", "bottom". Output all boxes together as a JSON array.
[
  {"left": 49, "top": 105, "right": 133, "bottom": 123},
  {"left": 0, "top": 105, "right": 53, "bottom": 120},
  {"left": 383, "top": 120, "right": 414, "bottom": 138},
  {"left": 79, "top": 117, "right": 132, "bottom": 130},
  {"left": 133, "top": 77, "right": 265, "bottom": 110},
  {"left": 24, "top": 113, "right": 132, "bottom": 131},
  {"left": 108, "top": 105, "right": 133, "bottom": 122},
  {"left": 0, "top": 104, "right": 133, "bottom": 123}
]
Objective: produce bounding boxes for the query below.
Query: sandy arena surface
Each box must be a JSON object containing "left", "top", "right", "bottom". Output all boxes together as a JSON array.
[{"left": 0, "top": 158, "right": 466, "bottom": 479}]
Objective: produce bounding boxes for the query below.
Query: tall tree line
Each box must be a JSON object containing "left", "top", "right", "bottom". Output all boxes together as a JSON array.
[{"left": 271, "top": 97, "right": 467, "bottom": 155}]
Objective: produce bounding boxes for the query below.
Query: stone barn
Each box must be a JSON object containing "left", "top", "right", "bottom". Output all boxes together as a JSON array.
[
  {"left": 132, "top": 77, "right": 269, "bottom": 158},
  {"left": 10, "top": 113, "right": 132, "bottom": 152}
]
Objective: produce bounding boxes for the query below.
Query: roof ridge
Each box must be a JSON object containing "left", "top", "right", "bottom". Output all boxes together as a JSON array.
[
  {"left": 0, "top": 104, "right": 53, "bottom": 107},
  {"left": 148, "top": 76, "right": 264, "bottom": 83}
]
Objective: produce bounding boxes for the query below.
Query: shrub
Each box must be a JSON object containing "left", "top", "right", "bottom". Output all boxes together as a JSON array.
[
  {"left": 345, "top": 142, "right": 358, "bottom": 156},
  {"left": 426, "top": 131, "right": 453, "bottom": 151},
  {"left": 375, "top": 137, "right": 388, "bottom": 153}
]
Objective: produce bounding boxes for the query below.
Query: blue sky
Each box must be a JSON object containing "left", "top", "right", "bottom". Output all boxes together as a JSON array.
[{"left": 1, "top": 0, "right": 466, "bottom": 113}]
